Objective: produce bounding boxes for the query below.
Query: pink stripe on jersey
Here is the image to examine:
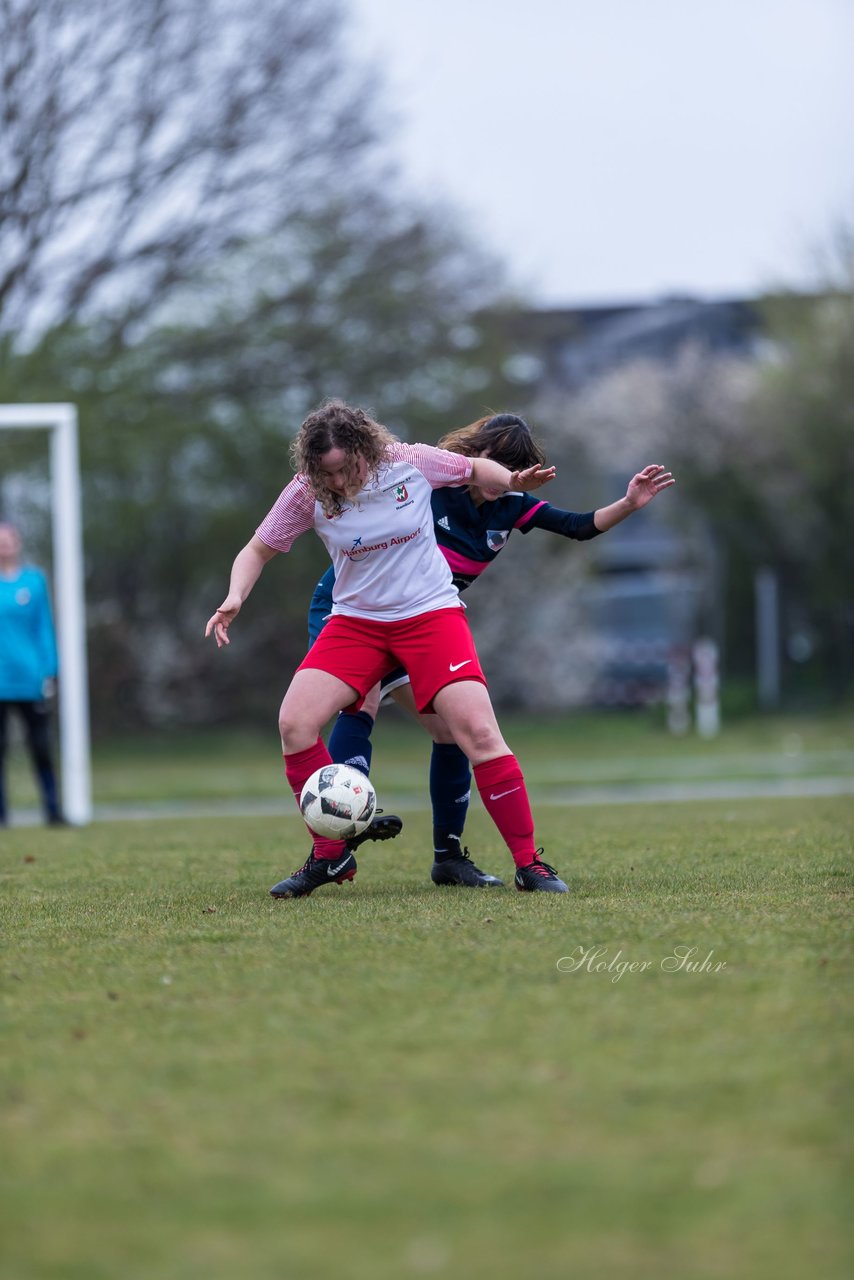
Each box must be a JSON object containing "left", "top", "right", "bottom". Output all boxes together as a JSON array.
[
  {"left": 390, "top": 443, "right": 473, "bottom": 487},
  {"left": 256, "top": 474, "right": 317, "bottom": 553},
  {"left": 255, "top": 444, "right": 471, "bottom": 554},
  {"left": 441, "top": 547, "right": 489, "bottom": 578},
  {"left": 514, "top": 500, "right": 547, "bottom": 529}
]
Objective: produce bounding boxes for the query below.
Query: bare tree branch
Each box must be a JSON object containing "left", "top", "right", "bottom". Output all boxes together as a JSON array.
[{"left": 0, "top": 0, "right": 383, "bottom": 337}]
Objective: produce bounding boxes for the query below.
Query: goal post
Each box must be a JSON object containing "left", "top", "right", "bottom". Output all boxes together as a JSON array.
[{"left": 0, "top": 404, "right": 92, "bottom": 824}]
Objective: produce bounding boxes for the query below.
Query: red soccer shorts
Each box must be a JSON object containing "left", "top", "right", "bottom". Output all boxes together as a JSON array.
[{"left": 297, "top": 607, "right": 487, "bottom": 713}]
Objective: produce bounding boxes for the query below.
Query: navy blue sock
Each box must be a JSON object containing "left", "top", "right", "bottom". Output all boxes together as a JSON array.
[
  {"left": 328, "top": 710, "right": 374, "bottom": 776},
  {"left": 430, "top": 741, "right": 472, "bottom": 859}
]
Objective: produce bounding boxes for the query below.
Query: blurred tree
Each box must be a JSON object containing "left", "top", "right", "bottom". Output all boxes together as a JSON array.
[
  {"left": 747, "top": 283, "right": 854, "bottom": 698},
  {"left": 0, "top": 0, "right": 382, "bottom": 339},
  {"left": 0, "top": 208, "right": 518, "bottom": 729},
  {"left": 526, "top": 268, "right": 854, "bottom": 705},
  {"left": 0, "top": 0, "right": 525, "bottom": 728},
  {"left": 647, "top": 286, "right": 854, "bottom": 701}
]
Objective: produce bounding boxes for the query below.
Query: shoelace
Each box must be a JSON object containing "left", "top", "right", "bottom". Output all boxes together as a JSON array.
[
  {"left": 293, "top": 848, "right": 317, "bottom": 875},
  {"left": 528, "top": 849, "right": 558, "bottom": 877},
  {"left": 454, "top": 846, "right": 487, "bottom": 871}
]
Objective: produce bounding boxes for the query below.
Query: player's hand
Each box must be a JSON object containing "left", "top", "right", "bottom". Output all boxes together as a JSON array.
[
  {"left": 626, "top": 464, "right": 675, "bottom": 509},
  {"left": 205, "top": 594, "right": 242, "bottom": 648},
  {"left": 508, "top": 464, "right": 556, "bottom": 492}
]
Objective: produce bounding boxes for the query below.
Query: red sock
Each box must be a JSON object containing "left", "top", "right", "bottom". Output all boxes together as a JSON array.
[
  {"left": 283, "top": 739, "right": 347, "bottom": 860},
  {"left": 473, "top": 754, "right": 536, "bottom": 868}
]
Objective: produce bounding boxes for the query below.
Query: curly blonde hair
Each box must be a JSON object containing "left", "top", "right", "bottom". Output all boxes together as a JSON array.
[
  {"left": 438, "top": 413, "right": 545, "bottom": 470},
  {"left": 291, "top": 400, "right": 398, "bottom": 517}
]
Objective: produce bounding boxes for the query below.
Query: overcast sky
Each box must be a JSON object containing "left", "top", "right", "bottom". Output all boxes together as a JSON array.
[{"left": 345, "top": 0, "right": 854, "bottom": 306}]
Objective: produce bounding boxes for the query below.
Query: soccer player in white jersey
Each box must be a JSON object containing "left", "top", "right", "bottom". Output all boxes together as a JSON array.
[
  {"left": 316, "top": 414, "right": 674, "bottom": 888},
  {"left": 205, "top": 399, "right": 568, "bottom": 896}
]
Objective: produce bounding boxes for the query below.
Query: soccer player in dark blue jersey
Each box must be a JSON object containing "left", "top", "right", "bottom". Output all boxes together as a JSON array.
[{"left": 310, "top": 414, "right": 674, "bottom": 888}]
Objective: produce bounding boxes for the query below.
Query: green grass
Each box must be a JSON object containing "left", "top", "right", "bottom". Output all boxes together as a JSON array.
[
  {"left": 5, "top": 706, "right": 854, "bottom": 810},
  {"left": 1, "top": 795, "right": 852, "bottom": 1280}
]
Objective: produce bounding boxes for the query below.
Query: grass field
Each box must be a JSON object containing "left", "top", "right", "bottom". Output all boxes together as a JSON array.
[
  {"left": 2, "top": 711, "right": 852, "bottom": 1279},
  {"left": 5, "top": 706, "right": 854, "bottom": 811}
]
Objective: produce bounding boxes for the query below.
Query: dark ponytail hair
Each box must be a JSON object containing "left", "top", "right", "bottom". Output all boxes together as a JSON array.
[{"left": 438, "top": 413, "right": 545, "bottom": 471}]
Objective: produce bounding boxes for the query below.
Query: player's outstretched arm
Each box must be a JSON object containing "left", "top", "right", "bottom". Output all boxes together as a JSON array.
[
  {"left": 205, "top": 536, "right": 278, "bottom": 648},
  {"left": 593, "top": 464, "right": 675, "bottom": 532},
  {"left": 470, "top": 457, "right": 556, "bottom": 492}
]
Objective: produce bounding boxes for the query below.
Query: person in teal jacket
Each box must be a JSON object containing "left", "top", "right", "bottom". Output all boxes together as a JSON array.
[{"left": 0, "top": 522, "right": 65, "bottom": 825}]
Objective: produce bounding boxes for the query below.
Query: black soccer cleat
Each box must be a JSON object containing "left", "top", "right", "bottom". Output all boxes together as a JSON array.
[
  {"left": 346, "top": 810, "right": 403, "bottom": 852},
  {"left": 431, "top": 847, "right": 504, "bottom": 888},
  {"left": 514, "top": 850, "right": 568, "bottom": 894},
  {"left": 270, "top": 848, "right": 357, "bottom": 899}
]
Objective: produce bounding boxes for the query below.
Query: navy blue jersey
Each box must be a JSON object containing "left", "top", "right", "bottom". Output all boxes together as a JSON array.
[
  {"left": 432, "top": 487, "right": 600, "bottom": 590},
  {"left": 308, "top": 489, "right": 600, "bottom": 644}
]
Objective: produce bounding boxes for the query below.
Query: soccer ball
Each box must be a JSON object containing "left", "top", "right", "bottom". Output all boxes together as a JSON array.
[{"left": 299, "top": 763, "right": 377, "bottom": 841}]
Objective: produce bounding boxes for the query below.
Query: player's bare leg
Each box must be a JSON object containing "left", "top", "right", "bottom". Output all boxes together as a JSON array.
[
  {"left": 271, "top": 669, "right": 362, "bottom": 899},
  {"left": 278, "top": 668, "right": 357, "bottom": 754}
]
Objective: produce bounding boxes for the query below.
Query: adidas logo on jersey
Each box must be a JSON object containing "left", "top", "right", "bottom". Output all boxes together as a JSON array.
[{"left": 438, "top": 516, "right": 450, "bottom": 530}]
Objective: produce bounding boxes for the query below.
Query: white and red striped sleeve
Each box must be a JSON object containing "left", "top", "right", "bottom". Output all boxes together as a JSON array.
[
  {"left": 255, "top": 474, "right": 317, "bottom": 552},
  {"left": 391, "top": 442, "right": 473, "bottom": 488}
]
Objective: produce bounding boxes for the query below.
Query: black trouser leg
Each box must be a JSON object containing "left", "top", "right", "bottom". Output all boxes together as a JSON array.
[
  {"left": 18, "top": 701, "right": 61, "bottom": 821},
  {"left": 0, "top": 703, "right": 8, "bottom": 824}
]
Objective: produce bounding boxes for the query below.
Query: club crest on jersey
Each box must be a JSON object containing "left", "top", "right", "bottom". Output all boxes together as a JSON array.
[
  {"left": 487, "top": 529, "right": 510, "bottom": 552},
  {"left": 394, "top": 484, "right": 409, "bottom": 503}
]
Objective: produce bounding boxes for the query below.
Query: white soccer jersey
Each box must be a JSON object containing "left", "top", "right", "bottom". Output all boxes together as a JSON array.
[{"left": 256, "top": 443, "right": 474, "bottom": 621}]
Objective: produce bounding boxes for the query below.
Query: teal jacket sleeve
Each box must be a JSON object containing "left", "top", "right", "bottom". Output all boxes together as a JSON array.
[{"left": 34, "top": 571, "right": 59, "bottom": 682}]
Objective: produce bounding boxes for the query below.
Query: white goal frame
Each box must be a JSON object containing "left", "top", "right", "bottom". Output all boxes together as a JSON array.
[{"left": 0, "top": 404, "right": 92, "bottom": 824}]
